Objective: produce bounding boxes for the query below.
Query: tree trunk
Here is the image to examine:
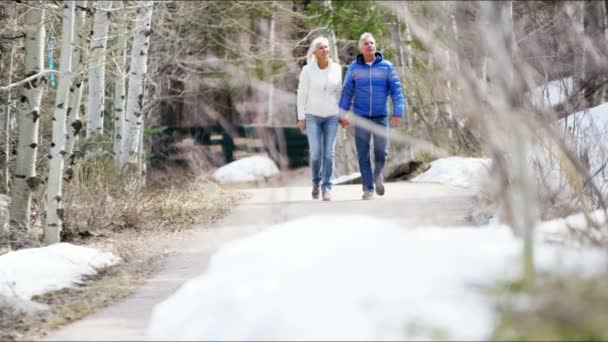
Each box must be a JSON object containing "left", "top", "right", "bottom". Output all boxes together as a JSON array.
[
  {"left": 482, "top": 0, "right": 538, "bottom": 288},
  {"left": 120, "top": 0, "right": 153, "bottom": 169},
  {"left": 44, "top": 1, "right": 76, "bottom": 245},
  {"left": 9, "top": 7, "right": 46, "bottom": 245},
  {"left": 86, "top": 0, "right": 112, "bottom": 137},
  {"left": 567, "top": 1, "right": 586, "bottom": 108},
  {"left": 0, "top": 1, "right": 17, "bottom": 195},
  {"left": 65, "top": 0, "right": 89, "bottom": 168},
  {"left": 266, "top": 0, "right": 276, "bottom": 125},
  {"left": 112, "top": 0, "right": 128, "bottom": 165}
]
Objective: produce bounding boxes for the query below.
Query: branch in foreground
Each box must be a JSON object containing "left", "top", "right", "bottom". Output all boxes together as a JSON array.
[{"left": 0, "top": 70, "right": 59, "bottom": 92}]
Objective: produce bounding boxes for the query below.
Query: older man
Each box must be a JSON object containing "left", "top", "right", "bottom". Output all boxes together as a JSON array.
[{"left": 339, "top": 32, "right": 406, "bottom": 200}]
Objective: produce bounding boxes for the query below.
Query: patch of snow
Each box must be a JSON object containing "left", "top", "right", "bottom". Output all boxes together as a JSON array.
[
  {"left": 332, "top": 172, "right": 361, "bottom": 185},
  {"left": 214, "top": 156, "right": 280, "bottom": 184},
  {"left": 530, "top": 101, "right": 608, "bottom": 201},
  {"left": 526, "top": 77, "right": 572, "bottom": 110},
  {"left": 146, "top": 214, "right": 606, "bottom": 341},
  {"left": 411, "top": 156, "right": 492, "bottom": 191},
  {"left": 0, "top": 243, "right": 120, "bottom": 301}
]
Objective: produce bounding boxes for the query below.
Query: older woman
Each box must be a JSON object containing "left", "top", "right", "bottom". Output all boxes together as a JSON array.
[{"left": 297, "top": 36, "right": 343, "bottom": 201}]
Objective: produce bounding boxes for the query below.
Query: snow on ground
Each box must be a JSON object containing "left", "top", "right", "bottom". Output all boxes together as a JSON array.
[
  {"left": 214, "top": 156, "right": 280, "bottom": 184},
  {"left": 332, "top": 172, "right": 361, "bottom": 185},
  {"left": 411, "top": 156, "right": 492, "bottom": 191},
  {"left": 146, "top": 214, "right": 606, "bottom": 341},
  {"left": 531, "top": 101, "right": 608, "bottom": 199},
  {"left": 0, "top": 243, "right": 119, "bottom": 301},
  {"left": 526, "top": 77, "right": 572, "bottom": 110}
]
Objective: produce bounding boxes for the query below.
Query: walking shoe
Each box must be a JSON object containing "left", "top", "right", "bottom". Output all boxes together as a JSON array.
[
  {"left": 375, "top": 174, "right": 385, "bottom": 196},
  {"left": 322, "top": 189, "right": 331, "bottom": 201},
  {"left": 312, "top": 185, "right": 320, "bottom": 200},
  {"left": 362, "top": 191, "right": 374, "bottom": 200}
]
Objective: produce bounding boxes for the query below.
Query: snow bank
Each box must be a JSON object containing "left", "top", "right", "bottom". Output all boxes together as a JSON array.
[
  {"left": 0, "top": 243, "right": 119, "bottom": 301},
  {"left": 526, "top": 77, "right": 572, "bottom": 110},
  {"left": 332, "top": 172, "right": 361, "bottom": 185},
  {"left": 146, "top": 215, "right": 606, "bottom": 341},
  {"left": 531, "top": 101, "right": 608, "bottom": 199},
  {"left": 214, "top": 156, "right": 280, "bottom": 184},
  {"left": 411, "top": 156, "right": 492, "bottom": 191}
]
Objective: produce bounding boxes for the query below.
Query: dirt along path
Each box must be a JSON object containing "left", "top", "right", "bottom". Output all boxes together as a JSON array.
[{"left": 40, "top": 176, "right": 476, "bottom": 341}]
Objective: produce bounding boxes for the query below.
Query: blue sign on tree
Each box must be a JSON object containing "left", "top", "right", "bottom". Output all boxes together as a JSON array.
[{"left": 48, "top": 38, "right": 56, "bottom": 88}]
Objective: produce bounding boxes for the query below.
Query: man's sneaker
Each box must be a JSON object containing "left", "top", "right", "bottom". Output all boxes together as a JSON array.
[
  {"left": 375, "top": 175, "right": 385, "bottom": 196},
  {"left": 312, "top": 185, "right": 320, "bottom": 200},
  {"left": 362, "top": 191, "right": 374, "bottom": 200},
  {"left": 322, "top": 189, "right": 331, "bottom": 201}
]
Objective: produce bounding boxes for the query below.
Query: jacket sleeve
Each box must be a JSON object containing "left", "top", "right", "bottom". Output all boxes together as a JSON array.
[
  {"left": 338, "top": 64, "right": 355, "bottom": 115},
  {"left": 387, "top": 64, "right": 406, "bottom": 117},
  {"left": 296, "top": 66, "right": 310, "bottom": 121}
]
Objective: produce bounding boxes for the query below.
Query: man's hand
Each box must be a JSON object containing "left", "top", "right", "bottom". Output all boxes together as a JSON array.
[
  {"left": 339, "top": 117, "right": 350, "bottom": 128},
  {"left": 390, "top": 116, "right": 401, "bottom": 128},
  {"left": 297, "top": 120, "right": 306, "bottom": 132}
]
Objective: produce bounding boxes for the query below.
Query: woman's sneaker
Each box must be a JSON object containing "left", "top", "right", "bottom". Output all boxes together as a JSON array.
[
  {"left": 312, "top": 185, "right": 320, "bottom": 200},
  {"left": 362, "top": 191, "right": 374, "bottom": 200},
  {"left": 322, "top": 190, "right": 331, "bottom": 201}
]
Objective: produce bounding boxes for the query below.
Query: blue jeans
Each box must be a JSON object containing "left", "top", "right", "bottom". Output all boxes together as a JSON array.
[
  {"left": 305, "top": 114, "right": 339, "bottom": 190},
  {"left": 354, "top": 116, "right": 389, "bottom": 192}
]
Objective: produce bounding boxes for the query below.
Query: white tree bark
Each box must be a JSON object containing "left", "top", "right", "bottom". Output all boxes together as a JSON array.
[
  {"left": 9, "top": 7, "right": 46, "bottom": 241},
  {"left": 85, "top": 0, "right": 112, "bottom": 137},
  {"left": 65, "top": 0, "right": 88, "bottom": 166},
  {"left": 112, "top": 0, "right": 128, "bottom": 165},
  {"left": 120, "top": 0, "right": 153, "bottom": 169},
  {"left": 0, "top": 2, "right": 17, "bottom": 195},
  {"left": 45, "top": 1, "right": 76, "bottom": 245}
]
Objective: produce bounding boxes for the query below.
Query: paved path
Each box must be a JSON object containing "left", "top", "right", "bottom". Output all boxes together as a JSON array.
[{"left": 41, "top": 181, "right": 475, "bottom": 341}]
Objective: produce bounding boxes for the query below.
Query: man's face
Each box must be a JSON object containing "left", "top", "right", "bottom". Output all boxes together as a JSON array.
[{"left": 359, "top": 37, "right": 376, "bottom": 57}]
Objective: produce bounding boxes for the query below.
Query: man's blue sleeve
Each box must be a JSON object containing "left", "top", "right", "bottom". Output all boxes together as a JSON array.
[
  {"left": 339, "top": 64, "right": 355, "bottom": 113},
  {"left": 388, "top": 64, "right": 406, "bottom": 117}
]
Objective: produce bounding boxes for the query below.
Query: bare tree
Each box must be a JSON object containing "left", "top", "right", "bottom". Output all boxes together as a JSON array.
[
  {"left": 0, "top": 2, "right": 17, "bottom": 194},
  {"left": 8, "top": 6, "right": 46, "bottom": 245},
  {"left": 120, "top": 0, "right": 153, "bottom": 170},
  {"left": 112, "top": 0, "right": 128, "bottom": 165},
  {"left": 86, "top": 0, "right": 112, "bottom": 137},
  {"left": 65, "top": 0, "right": 89, "bottom": 167},
  {"left": 45, "top": 0, "right": 76, "bottom": 245}
]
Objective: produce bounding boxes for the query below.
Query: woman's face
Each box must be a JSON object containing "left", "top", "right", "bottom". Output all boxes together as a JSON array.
[{"left": 313, "top": 42, "right": 330, "bottom": 61}]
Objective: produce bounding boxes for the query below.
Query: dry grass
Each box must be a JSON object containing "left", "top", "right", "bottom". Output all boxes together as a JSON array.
[{"left": 63, "top": 157, "right": 243, "bottom": 238}]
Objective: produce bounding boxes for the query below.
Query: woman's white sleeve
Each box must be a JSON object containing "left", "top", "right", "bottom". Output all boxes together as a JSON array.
[{"left": 296, "top": 67, "right": 309, "bottom": 121}]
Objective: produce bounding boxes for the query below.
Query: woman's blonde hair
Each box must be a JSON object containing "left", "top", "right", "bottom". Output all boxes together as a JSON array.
[{"left": 306, "top": 36, "right": 330, "bottom": 65}]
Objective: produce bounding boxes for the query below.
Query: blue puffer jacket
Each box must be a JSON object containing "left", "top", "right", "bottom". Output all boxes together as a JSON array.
[{"left": 339, "top": 52, "right": 406, "bottom": 117}]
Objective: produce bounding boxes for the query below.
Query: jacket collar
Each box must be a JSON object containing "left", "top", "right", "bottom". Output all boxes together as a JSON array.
[
  {"left": 310, "top": 57, "right": 334, "bottom": 71},
  {"left": 356, "top": 51, "right": 383, "bottom": 65}
]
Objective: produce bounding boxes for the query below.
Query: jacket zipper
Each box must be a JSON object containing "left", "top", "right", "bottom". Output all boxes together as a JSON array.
[{"left": 369, "top": 64, "right": 372, "bottom": 116}]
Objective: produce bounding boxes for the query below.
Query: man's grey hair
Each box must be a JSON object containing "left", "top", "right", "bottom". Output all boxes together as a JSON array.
[{"left": 358, "top": 32, "right": 376, "bottom": 47}]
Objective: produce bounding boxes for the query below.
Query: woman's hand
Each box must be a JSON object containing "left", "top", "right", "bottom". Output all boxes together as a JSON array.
[
  {"left": 297, "top": 120, "right": 306, "bottom": 132},
  {"left": 339, "top": 117, "right": 349, "bottom": 128}
]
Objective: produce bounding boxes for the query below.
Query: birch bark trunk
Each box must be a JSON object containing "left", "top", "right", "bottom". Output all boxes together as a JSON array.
[
  {"left": 85, "top": 0, "right": 112, "bottom": 137},
  {"left": 65, "top": 0, "right": 88, "bottom": 167},
  {"left": 120, "top": 0, "right": 153, "bottom": 169},
  {"left": 45, "top": 1, "right": 76, "bottom": 245},
  {"left": 112, "top": 0, "right": 128, "bottom": 165},
  {"left": 8, "top": 7, "right": 46, "bottom": 244}
]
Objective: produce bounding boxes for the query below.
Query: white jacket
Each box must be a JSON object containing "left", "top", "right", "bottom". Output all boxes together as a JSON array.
[{"left": 297, "top": 59, "right": 342, "bottom": 120}]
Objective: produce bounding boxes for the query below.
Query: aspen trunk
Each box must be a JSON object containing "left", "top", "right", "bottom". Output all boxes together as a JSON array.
[
  {"left": 9, "top": 7, "right": 46, "bottom": 244},
  {"left": 44, "top": 1, "right": 76, "bottom": 245},
  {"left": 0, "top": 2, "right": 17, "bottom": 194},
  {"left": 85, "top": 0, "right": 112, "bottom": 137},
  {"left": 65, "top": 0, "right": 89, "bottom": 167},
  {"left": 266, "top": 0, "right": 276, "bottom": 125},
  {"left": 112, "top": 0, "right": 128, "bottom": 165},
  {"left": 120, "top": 0, "right": 153, "bottom": 169}
]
